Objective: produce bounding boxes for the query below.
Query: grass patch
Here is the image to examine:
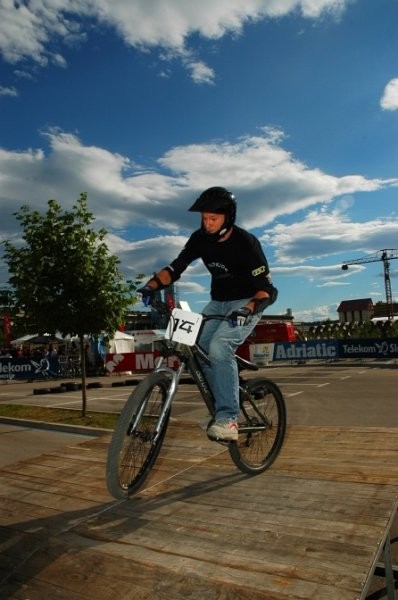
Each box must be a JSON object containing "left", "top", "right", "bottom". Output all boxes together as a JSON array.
[{"left": 0, "top": 404, "right": 117, "bottom": 429}]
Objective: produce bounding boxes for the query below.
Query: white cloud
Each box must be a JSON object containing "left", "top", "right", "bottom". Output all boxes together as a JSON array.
[
  {"left": 0, "top": 0, "right": 350, "bottom": 83},
  {"left": 294, "top": 304, "right": 338, "bottom": 322},
  {"left": 1, "top": 126, "right": 396, "bottom": 289},
  {"left": 184, "top": 59, "right": 215, "bottom": 85},
  {"left": 275, "top": 263, "right": 364, "bottom": 277},
  {"left": 1, "top": 126, "right": 395, "bottom": 241},
  {"left": 381, "top": 78, "right": 398, "bottom": 111},
  {"left": 0, "top": 0, "right": 84, "bottom": 66},
  {"left": 263, "top": 206, "right": 398, "bottom": 264},
  {"left": 160, "top": 132, "right": 397, "bottom": 229},
  {"left": 105, "top": 233, "right": 188, "bottom": 277},
  {"left": 299, "top": 0, "right": 347, "bottom": 18},
  {"left": 0, "top": 85, "right": 18, "bottom": 96}
]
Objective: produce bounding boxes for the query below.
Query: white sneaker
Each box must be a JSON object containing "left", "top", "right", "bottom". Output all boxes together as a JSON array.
[{"left": 207, "top": 419, "right": 238, "bottom": 441}]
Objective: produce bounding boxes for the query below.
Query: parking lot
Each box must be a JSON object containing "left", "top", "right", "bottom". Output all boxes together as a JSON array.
[{"left": 1, "top": 360, "right": 397, "bottom": 428}]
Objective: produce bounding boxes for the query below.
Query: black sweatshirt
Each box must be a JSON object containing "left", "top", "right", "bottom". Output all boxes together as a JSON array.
[{"left": 167, "top": 226, "right": 273, "bottom": 301}]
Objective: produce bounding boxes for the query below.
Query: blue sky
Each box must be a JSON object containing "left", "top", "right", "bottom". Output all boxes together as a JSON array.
[{"left": 1, "top": 0, "right": 398, "bottom": 322}]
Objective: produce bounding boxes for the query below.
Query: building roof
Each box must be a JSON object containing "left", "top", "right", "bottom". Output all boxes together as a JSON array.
[{"left": 337, "top": 298, "right": 373, "bottom": 312}]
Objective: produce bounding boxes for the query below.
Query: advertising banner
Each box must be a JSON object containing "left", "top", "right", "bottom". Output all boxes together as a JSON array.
[
  {"left": 106, "top": 337, "right": 398, "bottom": 373},
  {"left": 271, "top": 338, "right": 398, "bottom": 361},
  {"left": 0, "top": 357, "right": 59, "bottom": 380},
  {"left": 249, "top": 343, "right": 274, "bottom": 366},
  {"left": 338, "top": 338, "right": 398, "bottom": 359},
  {"left": 272, "top": 341, "right": 339, "bottom": 361},
  {"left": 105, "top": 352, "right": 179, "bottom": 373}
]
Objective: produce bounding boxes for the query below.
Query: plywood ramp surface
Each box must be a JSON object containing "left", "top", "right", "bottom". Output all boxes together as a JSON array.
[{"left": 0, "top": 423, "right": 397, "bottom": 599}]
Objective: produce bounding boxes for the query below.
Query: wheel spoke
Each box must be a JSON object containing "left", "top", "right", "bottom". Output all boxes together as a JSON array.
[
  {"left": 106, "top": 375, "right": 170, "bottom": 499},
  {"left": 229, "top": 378, "right": 286, "bottom": 474}
]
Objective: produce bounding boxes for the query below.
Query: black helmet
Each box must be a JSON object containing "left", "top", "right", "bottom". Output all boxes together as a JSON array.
[{"left": 189, "top": 187, "right": 236, "bottom": 240}]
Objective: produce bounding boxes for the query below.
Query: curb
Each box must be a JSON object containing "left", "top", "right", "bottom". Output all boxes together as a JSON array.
[{"left": 0, "top": 416, "right": 111, "bottom": 436}]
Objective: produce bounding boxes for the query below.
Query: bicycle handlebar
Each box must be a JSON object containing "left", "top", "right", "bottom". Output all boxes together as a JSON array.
[
  {"left": 150, "top": 299, "right": 229, "bottom": 323},
  {"left": 150, "top": 299, "right": 258, "bottom": 370},
  {"left": 150, "top": 299, "right": 173, "bottom": 316}
]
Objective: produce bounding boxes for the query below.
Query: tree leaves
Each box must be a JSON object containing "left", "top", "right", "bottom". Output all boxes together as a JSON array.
[
  {"left": 4, "top": 192, "right": 137, "bottom": 339},
  {"left": 3, "top": 193, "right": 143, "bottom": 416}
]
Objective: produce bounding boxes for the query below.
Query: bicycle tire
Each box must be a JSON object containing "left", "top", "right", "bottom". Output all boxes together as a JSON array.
[
  {"left": 106, "top": 372, "right": 171, "bottom": 499},
  {"left": 229, "top": 377, "right": 286, "bottom": 475}
]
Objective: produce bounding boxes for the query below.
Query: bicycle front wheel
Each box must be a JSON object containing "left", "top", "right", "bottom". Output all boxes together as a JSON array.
[
  {"left": 106, "top": 372, "right": 171, "bottom": 499},
  {"left": 229, "top": 377, "right": 286, "bottom": 475}
]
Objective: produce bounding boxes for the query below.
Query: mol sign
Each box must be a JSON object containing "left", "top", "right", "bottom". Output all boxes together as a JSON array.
[{"left": 106, "top": 352, "right": 179, "bottom": 373}]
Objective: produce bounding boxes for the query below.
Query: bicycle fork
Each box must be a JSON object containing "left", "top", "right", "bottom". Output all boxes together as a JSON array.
[{"left": 149, "top": 357, "right": 186, "bottom": 443}]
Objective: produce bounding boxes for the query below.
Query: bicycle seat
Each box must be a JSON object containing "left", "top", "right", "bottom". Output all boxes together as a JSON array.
[{"left": 236, "top": 355, "right": 259, "bottom": 371}]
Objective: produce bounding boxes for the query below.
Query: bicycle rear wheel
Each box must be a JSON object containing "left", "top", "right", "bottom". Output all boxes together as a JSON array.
[
  {"left": 106, "top": 372, "right": 171, "bottom": 499},
  {"left": 229, "top": 377, "right": 286, "bottom": 475}
]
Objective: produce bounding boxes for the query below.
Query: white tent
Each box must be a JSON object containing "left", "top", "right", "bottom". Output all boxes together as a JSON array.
[
  {"left": 11, "top": 334, "right": 38, "bottom": 346},
  {"left": 11, "top": 332, "right": 65, "bottom": 345},
  {"left": 129, "top": 329, "right": 165, "bottom": 351},
  {"left": 109, "top": 330, "right": 135, "bottom": 353},
  {"left": 371, "top": 316, "right": 398, "bottom": 323}
]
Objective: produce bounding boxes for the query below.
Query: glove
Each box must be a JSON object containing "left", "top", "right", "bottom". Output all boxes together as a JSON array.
[
  {"left": 137, "top": 285, "right": 155, "bottom": 307},
  {"left": 228, "top": 307, "right": 252, "bottom": 327}
]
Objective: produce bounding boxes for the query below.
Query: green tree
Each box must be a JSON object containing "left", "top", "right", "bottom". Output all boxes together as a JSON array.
[{"left": 3, "top": 193, "right": 142, "bottom": 416}]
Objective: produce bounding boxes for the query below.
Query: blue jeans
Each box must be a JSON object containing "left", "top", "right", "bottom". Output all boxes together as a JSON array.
[{"left": 198, "top": 299, "right": 261, "bottom": 421}]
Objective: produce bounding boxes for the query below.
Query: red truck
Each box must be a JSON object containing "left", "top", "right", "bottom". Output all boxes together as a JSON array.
[{"left": 237, "top": 321, "right": 297, "bottom": 363}]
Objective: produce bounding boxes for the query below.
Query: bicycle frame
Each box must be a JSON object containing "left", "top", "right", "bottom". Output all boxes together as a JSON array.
[
  {"left": 151, "top": 311, "right": 263, "bottom": 431},
  {"left": 106, "top": 300, "right": 287, "bottom": 498},
  {"left": 152, "top": 341, "right": 217, "bottom": 423},
  {"left": 140, "top": 301, "right": 270, "bottom": 444}
]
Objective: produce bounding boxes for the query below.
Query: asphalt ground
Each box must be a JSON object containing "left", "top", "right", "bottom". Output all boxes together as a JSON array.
[
  {"left": 0, "top": 424, "right": 94, "bottom": 468},
  {"left": 1, "top": 359, "right": 398, "bottom": 466},
  {"left": 0, "top": 359, "right": 397, "bottom": 428}
]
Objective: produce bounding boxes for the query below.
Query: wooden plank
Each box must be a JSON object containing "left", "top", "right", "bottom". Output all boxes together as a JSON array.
[
  {"left": 0, "top": 423, "right": 396, "bottom": 599},
  {"left": 1, "top": 536, "right": 289, "bottom": 600},
  {"left": 67, "top": 464, "right": 395, "bottom": 598},
  {"left": 273, "top": 426, "right": 398, "bottom": 486}
]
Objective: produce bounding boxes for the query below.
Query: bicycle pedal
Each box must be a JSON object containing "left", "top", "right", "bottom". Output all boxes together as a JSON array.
[{"left": 207, "top": 434, "right": 232, "bottom": 446}]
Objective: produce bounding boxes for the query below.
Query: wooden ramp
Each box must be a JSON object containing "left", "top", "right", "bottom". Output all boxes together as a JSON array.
[{"left": 0, "top": 423, "right": 397, "bottom": 599}]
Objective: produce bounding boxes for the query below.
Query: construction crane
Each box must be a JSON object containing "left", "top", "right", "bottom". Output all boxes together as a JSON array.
[{"left": 342, "top": 249, "right": 398, "bottom": 319}]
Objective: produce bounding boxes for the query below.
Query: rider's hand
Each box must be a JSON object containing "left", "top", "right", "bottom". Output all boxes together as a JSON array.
[
  {"left": 228, "top": 307, "right": 252, "bottom": 327},
  {"left": 137, "top": 285, "right": 155, "bottom": 307}
]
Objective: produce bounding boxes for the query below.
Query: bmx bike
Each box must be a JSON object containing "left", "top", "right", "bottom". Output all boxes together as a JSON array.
[{"left": 106, "top": 300, "right": 287, "bottom": 499}]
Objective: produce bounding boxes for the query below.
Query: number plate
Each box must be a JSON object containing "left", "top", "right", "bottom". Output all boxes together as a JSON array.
[{"left": 164, "top": 308, "right": 203, "bottom": 346}]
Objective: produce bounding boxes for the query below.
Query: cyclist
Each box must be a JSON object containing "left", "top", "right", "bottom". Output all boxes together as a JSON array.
[{"left": 138, "top": 186, "right": 277, "bottom": 442}]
